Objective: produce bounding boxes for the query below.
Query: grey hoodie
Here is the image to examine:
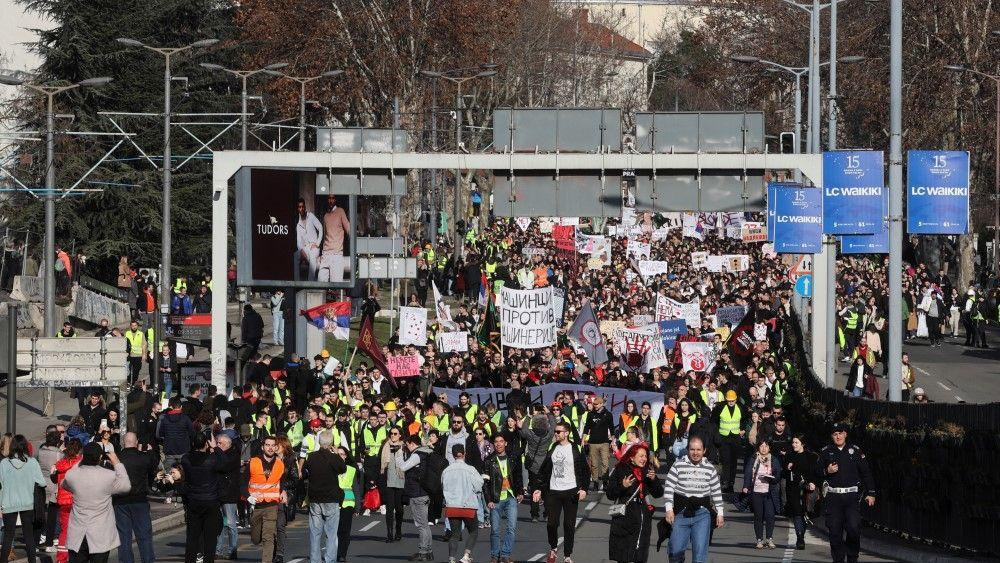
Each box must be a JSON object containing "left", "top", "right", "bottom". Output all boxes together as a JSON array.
[{"left": 520, "top": 414, "right": 555, "bottom": 473}]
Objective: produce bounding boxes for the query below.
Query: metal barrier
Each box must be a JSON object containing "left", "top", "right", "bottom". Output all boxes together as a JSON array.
[{"left": 783, "top": 313, "right": 1000, "bottom": 556}]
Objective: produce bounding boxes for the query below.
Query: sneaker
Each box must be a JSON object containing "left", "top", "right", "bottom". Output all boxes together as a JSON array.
[
  {"left": 196, "top": 554, "right": 204, "bottom": 563},
  {"left": 765, "top": 538, "right": 776, "bottom": 549},
  {"left": 460, "top": 549, "right": 473, "bottom": 563},
  {"left": 379, "top": 505, "right": 387, "bottom": 515},
  {"left": 755, "top": 540, "right": 764, "bottom": 549},
  {"left": 363, "top": 509, "right": 371, "bottom": 517},
  {"left": 44, "top": 545, "right": 58, "bottom": 554},
  {"left": 563, "top": 558, "right": 573, "bottom": 563},
  {"left": 546, "top": 549, "right": 557, "bottom": 563}
]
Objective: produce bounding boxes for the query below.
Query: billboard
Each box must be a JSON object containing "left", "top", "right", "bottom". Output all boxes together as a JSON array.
[
  {"left": 773, "top": 186, "right": 823, "bottom": 254},
  {"left": 236, "top": 168, "right": 356, "bottom": 288},
  {"left": 822, "top": 151, "right": 884, "bottom": 234},
  {"left": 907, "top": 150, "right": 970, "bottom": 235},
  {"left": 841, "top": 188, "right": 889, "bottom": 254}
]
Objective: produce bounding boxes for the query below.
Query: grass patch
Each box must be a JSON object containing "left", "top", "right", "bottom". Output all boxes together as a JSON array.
[{"left": 323, "top": 316, "right": 394, "bottom": 365}]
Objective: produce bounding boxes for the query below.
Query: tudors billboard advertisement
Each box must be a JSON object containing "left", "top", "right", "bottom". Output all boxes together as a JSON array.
[{"left": 236, "top": 168, "right": 356, "bottom": 288}]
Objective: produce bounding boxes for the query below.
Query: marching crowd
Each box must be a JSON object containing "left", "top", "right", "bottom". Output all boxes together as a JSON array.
[{"left": 0, "top": 214, "right": 877, "bottom": 563}]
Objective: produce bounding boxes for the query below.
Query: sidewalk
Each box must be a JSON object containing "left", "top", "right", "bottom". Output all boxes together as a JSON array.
[{"left": 809, "top": 515, "right": 992, "bottom": 563}]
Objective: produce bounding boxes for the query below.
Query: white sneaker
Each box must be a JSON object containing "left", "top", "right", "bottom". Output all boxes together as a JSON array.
[
  {"left": 460, "top": 550, "right": 474, "bottom": 563},
  {"left": 379, "top": 505, "right": 387, "bottom": 515},
  {"left": 363, "top": 509, "right": 371, "bottom": 517}
]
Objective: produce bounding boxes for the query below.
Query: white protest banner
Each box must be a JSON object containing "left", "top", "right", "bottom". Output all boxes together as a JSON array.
[
  {"left": 679, "top": 298, "right": 701, "bottom": 327},
  {"left": 500, "top": 286, "right": 557, "bottom": 349},
  {"left": 762, "top": 243, "right": 777, "bottom": 259},
  {"left": 660, "top": 212, "right": 683, "bottom": 229},
  {"left": 515, "top": 217, "right": 531, "bottom": 232},
  {"left": 432, "top": 382, "right": 663, "bottom": 420},
  {"left": 680, "top": 341, "right": 713, "bottom": 372},
  {"left": 398, "top": 306, "right": 428, "bottom": 346},
  {"left": 621, "top": 206, "right": 637, "bottom": 227},
  {"left": 539, "top": 218, "right": 554, "bottom": 233},
  {"left": 558, "top": 217, "right": 580, "bottom": 226},
  {"left": 436, "top": 331, "right": 469, "bottom": 353},
  {"left": 638, "top": 260, "right": 669, "bottom": 279},
  {"left": 588, "top": 257, "right": 604, "bottom": 270},
  {"left": 652, "top": 227, "right": 670, "bottom": 241},
  {"left": 606, "top": 225, "right": 618, "bottom": 237},
  {"left": 682, "top": 212, "right": 703, "bottom": 240},
  {"left": 625, "top": 270, "right": 637, "bottom": 283},
  {"left": 612, "top": 324, "right": 667, "bottom": 372},
  {"left": 522, "top": 246, "right": 547, "bottom": 256},
  {"left": 691, "top": 251, "right": 708, "bottom": 269},
  {"left": 627, "top": 240, "right": 651, "bottom": 260},
  {"left": 594, "top": 237, "right": 612, "bottom": 265},
  {"left": 754, "top": 322, "right": 768, "bottom": 341},
  {"left": 553, "top": 287, "right": 566, "bottom": 325},
  {"left": 727, "top": 255, "right": 750, "bottom": 272},
  {"left": 741, "top": 222, "right": 767, "bottom": 243},
  {"left": 632, "top": 314, "right": 654, "bottom": 327},
  {"left": 643, "top": 324, "right": 669, "bottom": 369},
  {"left": 704, "top": 255, "right": 727, "bottom": 272},
  {"left": 387, "top": 355, "right": 421, "bottom": 377},
  {"left": 655, "top": 294, "right": 671, "bottom": 322},
  {"left": 656, "top": 296, "right": 701, "bottom": 328},
  {"left": 715, "top": 305, "right": 747, "bottom": 328},
  {"left": 599, "top": 320, "right": 626, "bottom": 338}
]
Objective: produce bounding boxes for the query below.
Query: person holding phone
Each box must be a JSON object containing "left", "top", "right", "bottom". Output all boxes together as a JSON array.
[{"left": 743, "top": 440, "right": 782, "bottom": 549}]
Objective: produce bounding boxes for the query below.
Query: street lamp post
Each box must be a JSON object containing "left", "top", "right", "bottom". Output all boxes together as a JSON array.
[
  {"left": 265, "top": 70, "right": 343, "bottom": 152},
  {"left": 201, "top": 62, "right": 289, "bottom": 150},
  {"left": 419, "top": 67, "right": 497, "bottom": 253},
  {"left": 117, "top": 37, "right": 217, "bottom": 390},
  {"left": 732, "top": 57, "right": 809, "bottom": 160},
  {"left": 0, "top": 75, "right": 112, "bottom": 338},
  {"left": 947, "top": 63, "right": 1000, "bottom": 274}
]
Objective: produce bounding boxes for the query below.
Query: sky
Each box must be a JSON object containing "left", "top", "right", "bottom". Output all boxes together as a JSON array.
[{"left": 0, "top": 0, "right": 51, "bottom": 74}]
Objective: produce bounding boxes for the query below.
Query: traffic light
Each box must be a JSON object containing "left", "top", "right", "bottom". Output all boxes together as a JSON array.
[{"left": 780, "top": 132, "right": 795, "bottom": 154}]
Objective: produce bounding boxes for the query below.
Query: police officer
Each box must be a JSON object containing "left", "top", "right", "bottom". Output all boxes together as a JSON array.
[{"left": 818, "top": 423, "right": 875, "bottom": 563}]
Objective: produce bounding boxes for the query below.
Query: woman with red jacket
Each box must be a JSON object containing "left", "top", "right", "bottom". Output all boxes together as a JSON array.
[{"left": 50, "top": 439, "right": 83, "bottom": 563}]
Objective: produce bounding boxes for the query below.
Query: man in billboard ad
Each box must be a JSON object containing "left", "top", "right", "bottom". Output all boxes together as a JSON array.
[
  {"left": 295, "top": 197, "right": 322, "bottom": 281},
  {"left": 318, "top": 194, "right": 351, "bottom": 283}
]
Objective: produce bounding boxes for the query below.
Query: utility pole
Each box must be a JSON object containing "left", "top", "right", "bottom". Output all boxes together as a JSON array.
[
  {"left": 825, "top": 0, "right": 839, "bottom": 388},
  {"left": 200, "top": 62, "right": 289, "bottom": 150},
  {"left": 430, "top": 84, "right": 439, "bottom": 242},
  {"left": 887, "top": 0, "right": 903, "bottom": 402}
]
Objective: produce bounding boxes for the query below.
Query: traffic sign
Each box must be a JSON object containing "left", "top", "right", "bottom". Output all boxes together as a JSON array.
[
  {"left": 788, "top": 255, "right": 812, "bottom": 281},
  {"left": 795, "top": 274, "right": 813, "bottom": 298}
]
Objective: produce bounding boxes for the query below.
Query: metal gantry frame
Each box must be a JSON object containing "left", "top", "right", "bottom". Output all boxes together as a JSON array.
[{"left": 208, "top": 149, "right": 830, "bottom": 390}]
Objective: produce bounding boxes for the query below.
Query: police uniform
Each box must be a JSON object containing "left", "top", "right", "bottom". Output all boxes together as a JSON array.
[{"left": 818, "top": 425, "right": 875, "bottom": 563}]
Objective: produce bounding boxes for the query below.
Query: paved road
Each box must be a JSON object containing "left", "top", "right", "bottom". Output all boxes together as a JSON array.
[
  {"left": 131, "top": 478, "right": 897, "bottom": 563},
  {"left": 833, "top": 327, "right": 1000, "bottom": 404}
]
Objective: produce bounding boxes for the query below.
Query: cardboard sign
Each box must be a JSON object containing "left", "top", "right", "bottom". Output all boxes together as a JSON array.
[
  {"left": 515, "top": 217, "right": 531, "bottom": 232},
  {"left": 436, "top": 331, "right": 469, "bottom": 353},
  {"left": 627, "top": 240, "right": 651, "bottom": 260},
  {"left": 691, "top": 251, "right": 708, "bottom": 269},
  {"left": 638, "top": 260, "right": 669, "bottom": 279},
  {"left": 500, "top": 287, "right": 557, "bottom": 349},
  {"left": 387, "top": 355, "right": 421, "bottom": 377},
  {"left": 741, "top": 222, "right": 767, "bottom": 243},
  {"left": 680, "top": 341, "right": 713, "bottom": 372},
  {"left": 398, "top": 306, "right": 428, "bottom": 346}
]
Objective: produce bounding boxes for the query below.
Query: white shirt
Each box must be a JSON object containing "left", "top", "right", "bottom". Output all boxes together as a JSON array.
[
  {"left": 549, "top": 443, "right": 577, "bottom": 492},
  {"left": 297, "top": 212, "right": 322, "bottom": 251}
]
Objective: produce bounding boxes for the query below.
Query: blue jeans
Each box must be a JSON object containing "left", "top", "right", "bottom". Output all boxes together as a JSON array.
[
  {"left": 489, "top": 496, "right": 518, "bottom": 557},
  {"left": 308, "top": 502, "right": 340, "bottom": 563},
  {"left": 114, "top": 502, "right": 154, "bottom": 563},
  {"left": 851, "top": 386, "right": 863, "bottom": 397},
  {"left": 216, "top": 502, "right": 238, "bottom": 556},
  {"left": 671, "top": 437, "right": 689, "bottom": 459},
  {"left": 669, "top": 507, "right": 711, "bottom": 563}
]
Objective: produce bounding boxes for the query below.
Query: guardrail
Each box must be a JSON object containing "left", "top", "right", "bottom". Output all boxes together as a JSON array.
[
  {"left": 79, "top": 274, "right": 126, "bottom": 302},
  {"left": 783, "top": 313, "right": 1000, "bottom": 557}
]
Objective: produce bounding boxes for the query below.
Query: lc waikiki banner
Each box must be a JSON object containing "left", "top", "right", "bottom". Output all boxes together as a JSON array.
[
  {"left": 907, "top": 150, "right": 970, "bottom": 235},
  {"left": 773, "top": 185, "right": 823, "bottom": 254},
  {"left": 822, "top": 151, "right": 884, "bottom": 235},
  {"left": 767, "top": 182, "right": 802, "bottom": 242},
  {"left": 841, "top": 187, "right": 889, "bottom": 254}
]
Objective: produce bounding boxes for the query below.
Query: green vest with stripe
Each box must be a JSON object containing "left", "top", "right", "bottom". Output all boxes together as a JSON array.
[
  {"left": 284, "top": 419, "right": 304, "bottom": 448},
  {"left": 363, "top": 426, "right": 387, "bottom": 457},
  {"left": 718, "top": 405, "right": 742, "bottom": 436},
  {"left": 339, "top": 466, "right": 357, "bottom": 508}
]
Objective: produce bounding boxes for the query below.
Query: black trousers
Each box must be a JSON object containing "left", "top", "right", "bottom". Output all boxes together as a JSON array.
[
  {"left": 1, "top": 511, "right": 37, "bottom": 563},
  {"left": 544, "top": 489, "right": 579, "bottom": 556},
  {"left": 382, "top": 487, "right": 404, "bottom": 538},
  {"left": 825, "top": 492, "right": 862, "bottom": 563},
  {"left": 528, "top": 470, "right": 544, "bottom": 518},
  {"left": 185, "top": 500, "right": 223, "bottom": 563},
  {"left": 718, "top": 434, "right": 741, "bottom": 491},
  {"left": 337, "top": 506, "right": 355, "bottom": 560},
  {"left": 68, "top": 538, "right": 109, "bottom": 563}
]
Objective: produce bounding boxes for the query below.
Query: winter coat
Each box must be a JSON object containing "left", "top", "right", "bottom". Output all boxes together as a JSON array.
[
  {"left": 0, "top": 457, "right": 46, "bottom": 513},
  {"left": 784, "top": 449, "right": 820, "bottom": 517},
  {"left": 744, "top": 453, "right": 783, "bottom": 515},
  {"left": 157, "top": 410, "right": 195, "bottom": 456},
  {"left": 519, "top": 415, "right": 555, "bottom": 474},
  {"left": 54, "top": 456, "right": 81, "bottom": 506},
  {"left": 606, "top": 463, "right": 664, "bottom": 563},
  {"left": 63, "top": 463, "right": 132, "bottom": 554},
  {"left": 36, "top": 445, "right": 63, "bottom": 504},
  {"left": 113, "top": 447, "right": 156, "bottom": 505},
  {"left": 482, "top": 451, "right": 524, "bottom": 504}
]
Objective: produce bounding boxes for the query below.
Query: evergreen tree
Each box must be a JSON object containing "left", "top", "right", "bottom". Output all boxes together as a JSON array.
[{"left": 4, "top": 0, "right": 241, "bottom": 282}]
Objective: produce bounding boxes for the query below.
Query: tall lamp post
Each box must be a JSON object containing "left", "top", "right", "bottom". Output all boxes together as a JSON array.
[
  {"left": 419, "top": 67, "right": 497, "bottom": 254},
  {"left": 946, "top": 62, "right": 1000, "bottom": 274},
  {"left": 0, "top": 74, "right": 112, "bottom": 338},
  {"left": 264, "top": 70, "right": 343, "bottom": 152},
  {"left": 117, "top": 37, "right": 217, "bottom": 391},
  {"left": 200, "top": 62, "right": 289, "bottom": 150}
]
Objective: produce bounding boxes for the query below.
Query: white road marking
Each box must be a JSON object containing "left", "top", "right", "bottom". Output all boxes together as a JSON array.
[
  {"left": 781, "top": 522, "right": 796, "bottom": 562},
  {"left": 913, "top": 365, "right": 932, "bottom": 376},
  {"left": 936, "top": 381, "right": 951, "bottom": 391},
  {"left": 528, "top": 554, "right": 545, "bottom": 562},
  {"left": 955, "top": 396, "right": 964, "bottom": 402},
  {"left": 585, "top": 501, "right": 597, "bottom": 510},
  {"left": 360, "top": 521, "right": 379, "bottom": 532}
]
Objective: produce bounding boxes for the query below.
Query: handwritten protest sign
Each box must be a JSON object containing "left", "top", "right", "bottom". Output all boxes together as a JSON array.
[
  {"left": 436, "top": 331, "right": 469, "bottom": 353},
  {"left": 387, "top": 355, "right": 421, "bottom": 377},
  {"left": 638, "top": 260, "right": 669, "bottom": 279},
  {"left": 500, "top": 287, "right": 556, "bottom": 349}
]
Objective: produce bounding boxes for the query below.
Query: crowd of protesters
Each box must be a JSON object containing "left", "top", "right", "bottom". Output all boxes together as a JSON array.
[{"left": 1, "top": 212, "right": 878, "bottom": 563}]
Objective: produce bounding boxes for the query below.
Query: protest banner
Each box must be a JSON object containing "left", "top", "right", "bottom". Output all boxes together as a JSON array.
[
  {"left": 539, "top": 218, "right": 554, "bottom": 233},
  {"left": 632, "top": 314, "right": 654, "bottom": 328},
  {"left": 500, "top": 286, "right": 557, "bottom": 349},
  {"left": 432, "top": 382, "right": 662, "bottom": 420},
  {"left": 652, "top": 227, "right": 670, "bottom": 241},
  {"left": 587, "top": 257, "right": 604, "bottom": 270},
  {"left": 658, "top": 319, "right": 687, "bottom": 351},
  {"left": 659, "top": 212, "right": 683, "bottom": 229},
  {"left": 637, "top": 260, "right": 669, "bottom": 279},
  {"left": 627, "top": 240, "right": 651, "bottom": 260},
  {"left": 522, "top": 246, "right": 547, "bottom": 256},
  {"left": 682, "top": 212, "right": 704, "bottom": 240},
  {"left": 741, "top": 222, "right": 767, "bottom": 243},
  {"left": 553, "top": 287, "right": 566, "bottom": 326},
  {"left": 599, "top": 320, "right": 626, "bottom": 338},
  {"left": 715, "top": 305, "right": 747, "bottom": 328},
  {"left": 436, "top": 331, "right": 469, "bottom": 353},
  {"left": 387, "top": 355, "right": 421, "bottom": 377},
  {"left": 515, "top": 217, "right": 531, "bottom": 232},
  {"left": 656, "top": 295, "right": 701, "bottom": 327},
  {"left": 398, "top": 306, "right": 428, "bottom": 346},
  {"left": 654, "top": 293, "right": 670, "bottom": 322},
  {"left": 553, "top": 225, "right": 576, "bottom": 252},
  {"left": 726, "top": 255, "right": 750, "bottom": 272},
  {"left": 691, "top": 251, "right": 708, "bottom": 268},
  {"left": 558, "top": 217, "right": 580, "bottom": 226},
  {"left": 612, "top": 324, "right": 667, "bottom": 372},
  {"left": 680, "top": 341, "right": 713, "bottom": 372},
  {"left": 762, "top": 243, "right": 776, "bottom": 259}
]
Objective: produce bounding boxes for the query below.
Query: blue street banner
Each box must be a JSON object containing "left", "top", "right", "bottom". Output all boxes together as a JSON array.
[
  {"left": 767, "top": 181, "right": 802, "bottom": 241},
  {"left": 907, "top": 150, "right": 970, "bottom": 234},
  {"left": 841, "top": 187, "right": 889, "bottom": 254},
  {"left": 657, "top": 319, "right": 687, "bottom": 351},
  {"left": 774, "top": 186, "right": 823, "bottom": 254},
  {"left": 823, "top": 151, "right": 884, "bottom": 234}
]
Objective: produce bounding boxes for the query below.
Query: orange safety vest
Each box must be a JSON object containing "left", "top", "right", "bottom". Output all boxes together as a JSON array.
[
  {"left": 660, "top": 406, "right": 677, "bottom": 434},
  {"left": 249, "top": 457, "right": 284, "bottom": 503}
]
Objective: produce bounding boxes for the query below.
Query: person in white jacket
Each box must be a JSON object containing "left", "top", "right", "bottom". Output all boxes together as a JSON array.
[
  {"left": 441, "top": 444, "right": 484, "bottom": 563},
  {"left": 62, "top": 443, "right": 132, "bottom": 562}
]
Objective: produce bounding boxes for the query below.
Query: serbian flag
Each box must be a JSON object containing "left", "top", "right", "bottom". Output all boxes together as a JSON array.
[
  {"left": 478, "top": 273, "right": 488, "bottom": 307},
  {"left": 301, "top": 301, "right": 352, "bottom": 340}
]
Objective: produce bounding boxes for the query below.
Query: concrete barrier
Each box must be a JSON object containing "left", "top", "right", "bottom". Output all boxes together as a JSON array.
[
  {"left": 70, "top": 285, "right": 131, "bottom": 326},
  {"left": 10, "top": 275, "right": 43, "bottom": 302}
]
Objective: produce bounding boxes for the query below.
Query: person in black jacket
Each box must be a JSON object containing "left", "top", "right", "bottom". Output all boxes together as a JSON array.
[
  {"left": 157, "top": 397, "right": 194, "bottom": 484},
  {"left": 606, "top": 443, "right": 664, "bottom": 563},
  {"left": 483, "top": 434, "right": 524, "bottom": 563},
  {"left": 424, "top": 431, "right": 449, "bottom": 532},
  {"left": 302, "top": 430, "right": 347, "bottom": 563},
  {"left": 113, "top": 432, "right": 157, "bottom": 563},
  {"left": 179, "top": 431, "right": 238, "bottom": 563},
  {"left": 214, "top": 434, "right": 242, "bottom": 561},
  {"left": 394, "top": 435, "right": 434, "bottom": 561},
  {"left": 785, "top": 435, "right": 820, "bottom": 550},
  {"left": 531, "top": 421, "right": 589, "bottom": 563},
  {"left": 241, "top": 304, "right": 264, "bottom": 359}
]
